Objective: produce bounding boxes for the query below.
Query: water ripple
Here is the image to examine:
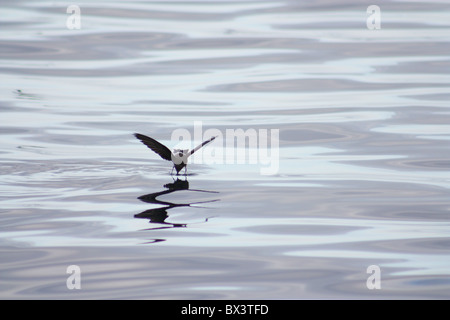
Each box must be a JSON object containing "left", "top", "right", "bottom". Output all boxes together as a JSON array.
[{"left": 1, "top": 0, "right": 450, "bottom": 299}]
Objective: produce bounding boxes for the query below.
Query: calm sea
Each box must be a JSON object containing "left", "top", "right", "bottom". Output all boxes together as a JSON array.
[{"left": 1, "top": 0, "right": 450, "bottom": 299}]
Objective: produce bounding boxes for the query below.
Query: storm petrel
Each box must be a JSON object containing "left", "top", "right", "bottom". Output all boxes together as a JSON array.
[{"left": 134, "top": 133, "right": 217, "bottom": 175}]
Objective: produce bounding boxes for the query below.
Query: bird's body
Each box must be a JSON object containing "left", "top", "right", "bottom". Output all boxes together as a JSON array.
[
  {"left": 172, "top": 148, "right": 189, "bottom": 174},
  {"left": 134, "top": 133, "right": 216, "bottom": 175}
]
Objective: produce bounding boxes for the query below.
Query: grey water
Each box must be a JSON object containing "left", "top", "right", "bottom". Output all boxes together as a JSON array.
[{"left": 1, "top": 0, "right": 450, "bottom": 299}]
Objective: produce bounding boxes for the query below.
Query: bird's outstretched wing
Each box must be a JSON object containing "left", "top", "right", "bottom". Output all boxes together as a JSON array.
[
  {"left": 134, "top": 133, "right": 172, "bottom": 161},
  {"left": 188, "top": 136, "right": 217, "bottom": 157}
]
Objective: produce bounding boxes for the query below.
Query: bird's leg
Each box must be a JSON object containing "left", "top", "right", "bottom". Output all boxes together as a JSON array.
[
  {"left": 170, "top": 166, "right": 174, "bottom": 176},
  {"left": 184, "top": 166, "right": 187, "bottom": 176}
]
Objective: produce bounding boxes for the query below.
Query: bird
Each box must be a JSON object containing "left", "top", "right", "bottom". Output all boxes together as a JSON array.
[{"left": 134, "top": 133, "right": 217, "bottom": 175}]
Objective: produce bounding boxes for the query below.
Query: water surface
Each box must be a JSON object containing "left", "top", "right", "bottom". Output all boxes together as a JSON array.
[{"left": 1, "top": 0, "right": 450, "bottom": 299}]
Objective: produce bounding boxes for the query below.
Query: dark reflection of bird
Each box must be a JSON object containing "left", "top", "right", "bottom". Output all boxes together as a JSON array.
[
  {"left": 135, "top": 178, "right": 219, "bottom": 231},
  {"left": 134, "top": 133, "right": 217, "bottom": 175},
  {"left": 134, "top": 207, "right": 187, "bottom": 229}
]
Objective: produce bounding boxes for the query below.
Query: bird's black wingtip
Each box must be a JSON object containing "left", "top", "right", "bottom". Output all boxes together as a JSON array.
[{"left": 134, "top": 133, "right": 149, "bottom": 143}]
